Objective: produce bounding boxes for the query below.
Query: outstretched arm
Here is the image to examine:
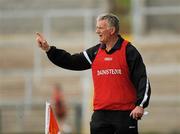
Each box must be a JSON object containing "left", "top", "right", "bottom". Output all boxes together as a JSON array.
[
  {"left": 47, "top": 47, "right": 91, "bottom": 70},
  {"left": 35, "top": 32, "right": 91, "bottom": 71}
]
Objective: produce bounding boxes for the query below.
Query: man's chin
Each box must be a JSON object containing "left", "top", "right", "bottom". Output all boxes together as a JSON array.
[{"left": 99, "top": 40, "right": 105, "bottom": 44}]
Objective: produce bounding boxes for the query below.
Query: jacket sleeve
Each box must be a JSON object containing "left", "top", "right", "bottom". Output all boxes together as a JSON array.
[
  {"left": 46, "top": 46, "right": 91, "bottom": 71},
  {"left": 126, "top": 44, "right": 151, "bottom": 108}
]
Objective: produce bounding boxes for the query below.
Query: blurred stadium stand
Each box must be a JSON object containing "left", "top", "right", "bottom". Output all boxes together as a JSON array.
[{"left": 0, "top": 0, "right": 180, "bottom": 134}]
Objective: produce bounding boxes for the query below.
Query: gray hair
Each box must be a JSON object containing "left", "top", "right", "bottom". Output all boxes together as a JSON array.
[{"left": 97, "top": 13, "right": 120, "bottom": 34}]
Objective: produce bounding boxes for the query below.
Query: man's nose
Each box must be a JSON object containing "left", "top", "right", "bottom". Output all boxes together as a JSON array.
[
  {"left": 95, "top": 29, "right": 98, "bottom": 34},
  {"left": 96, "top": 29, "right": 100, "bottom": 34}
]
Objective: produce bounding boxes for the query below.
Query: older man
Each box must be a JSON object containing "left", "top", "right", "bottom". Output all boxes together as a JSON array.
[{"left": 36, "top": 13, "right": 151, "bottom": 134}]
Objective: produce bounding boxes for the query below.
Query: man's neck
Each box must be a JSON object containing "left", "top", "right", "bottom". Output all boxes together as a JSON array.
[{"left": 105, "top": 35, "right": 119, "bottom": 52}]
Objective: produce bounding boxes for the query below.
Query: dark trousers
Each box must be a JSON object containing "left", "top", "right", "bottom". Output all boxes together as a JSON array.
[{"left": 90, "top": 110, "right": 138, "bottom": 134}]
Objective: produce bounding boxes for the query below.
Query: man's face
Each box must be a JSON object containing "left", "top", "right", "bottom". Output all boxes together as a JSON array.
[{"left": 96, "top": 19, "right": 113, "bottom": 44}]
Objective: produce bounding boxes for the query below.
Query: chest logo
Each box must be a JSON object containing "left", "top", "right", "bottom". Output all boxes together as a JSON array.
[{"left": 104, "top": 57, "right": 113, "bottom": 61}]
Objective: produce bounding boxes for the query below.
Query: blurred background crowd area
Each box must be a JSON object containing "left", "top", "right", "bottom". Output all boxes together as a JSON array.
[{"left": 0, "top": 0, "right": 180, "bottom": 134}]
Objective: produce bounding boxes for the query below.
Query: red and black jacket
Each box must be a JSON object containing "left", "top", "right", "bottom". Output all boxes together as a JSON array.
[{"left": 47, "top": 35, "right": 151, "bottom": 109}]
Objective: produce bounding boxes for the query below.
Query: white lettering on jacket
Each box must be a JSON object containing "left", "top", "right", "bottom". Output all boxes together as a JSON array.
[{"left": 97, "top": 69, "right": 122, "bottom": 76}]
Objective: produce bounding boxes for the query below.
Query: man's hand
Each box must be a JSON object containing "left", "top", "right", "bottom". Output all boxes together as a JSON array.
[
  {"left": 130, "top": 106, "right": 144, "bottom": 120},
  {"left": 36, "top": 32, "right": 50, "bottom": 52}
]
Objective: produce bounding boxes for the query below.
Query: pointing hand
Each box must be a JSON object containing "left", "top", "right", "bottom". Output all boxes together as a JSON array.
[{"left": 36, "top": 32, "right": 50, "bottom": 52}]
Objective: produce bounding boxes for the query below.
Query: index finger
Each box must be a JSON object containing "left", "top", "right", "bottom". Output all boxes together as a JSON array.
[
  {"left": 129, "top": 111, "right": 133, "bottom": 117},
  {"left": 36, "top": 32, "right": 44, "bottom": 39}
]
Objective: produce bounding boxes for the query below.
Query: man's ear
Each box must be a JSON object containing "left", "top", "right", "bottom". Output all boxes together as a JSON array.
[{"left": 110, "top": 27, "right": 116, "bottom": 35}]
